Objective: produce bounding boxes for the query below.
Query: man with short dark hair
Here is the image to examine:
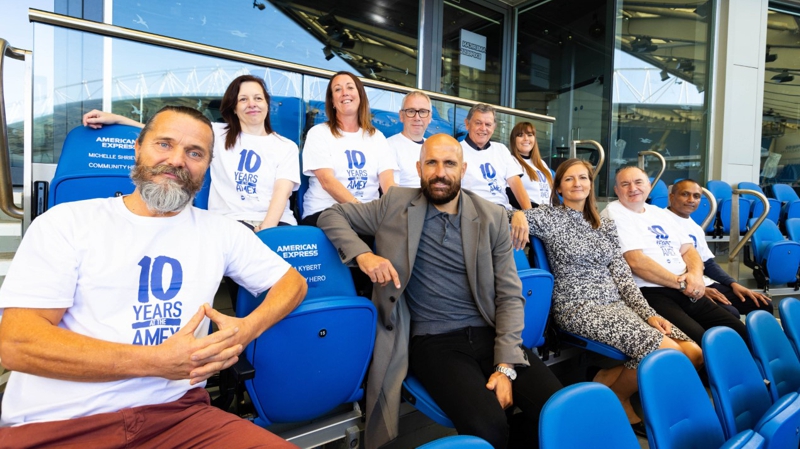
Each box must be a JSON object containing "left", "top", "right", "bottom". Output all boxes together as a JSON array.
[
  {"left": 319, "top": 133, "right": 561, "bottom": 449},
  {"left": 601, "top": 166, "right": 747, "bottom": 344},
  {"left": 388, "top": 90, "right": 433, "bottom": 187},
  {"left": 667, "top": 179, "right": 773, "bottom": 316},
  {"left": 0, "top": 106, "right": 306, "bottom": 448}
]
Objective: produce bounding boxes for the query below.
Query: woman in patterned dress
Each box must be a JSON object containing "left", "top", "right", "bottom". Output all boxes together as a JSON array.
[{"left": 522, "top": 158, "right": 702, "bottom": 434}]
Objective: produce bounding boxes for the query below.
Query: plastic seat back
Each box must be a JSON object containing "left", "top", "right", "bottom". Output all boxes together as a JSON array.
[
  {"left": 702, "top": 328, "right": 775, "bottom": 438},
  {"left": 690, "top": 194, "right": 713, "bottom": 229},
  {"left": 513, "top": 247, "right": 531, "bottom": 271},
  {"left": 540, "top": 383, "right": 639, "bottom": 449},
  {"left": 739, "top": 182, "right": 781, "bottom": 224},
  {"left": 648, "top": 178, "right": 669, "bottom": 208},
  {"left": 639, "top": 349, "right": 728, "bottom": 449},
  {"left": 519, "top": 268, "right": 553, "bottom": 348},
  {"left": 49, "top": 124, "right": 140, "bottom": 208},
  {"left": 709, "top": 180, "right": 751, "bottom": 233},
  {"left": 771, "top": 184, "right": 800, "bottom": 221},
  {"left": 236, "top": 226, "right": 376, "bottom": 426},
  {"left": 530, "top": 236, "right": 551, "bottom": 272},
  {"left": 270, "top": 96, "right": 305, "bottom": 145},
  {"left": 193, "top": 168, "right": 212, "bottom": 209},
  {"left": 747, "top": 218, "right": 800, "bottom": 285},
  {"left": 778, "top": 297, "right": 800, "bottom": 360},
  {"left": 785, "top": 219, "right": 800, "bottom": 244},
  {"left": 237, "top": 226, "right": 355, "bottom": 317},
  {"left": 747, "top": 311, "right": 800, "bottom": 402},
  {"left": 416, "top": 436, "right": 493, "bottom": 449}
]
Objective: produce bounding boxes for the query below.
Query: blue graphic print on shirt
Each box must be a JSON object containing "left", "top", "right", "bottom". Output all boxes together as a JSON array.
[
  {"left": 345, "top": 149, "right": 368, "bottom": 196},
  {"left": 235, "top": 149, "right": 261, "bottom": 200},
  {"left": 479, "top": 162, "right": 503, "bottom": 196},
  {"left": 132, "top": 255, "right": 184, "bottom": 345}
]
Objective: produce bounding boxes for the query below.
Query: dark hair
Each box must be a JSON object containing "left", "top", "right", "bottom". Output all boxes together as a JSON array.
[
  {"left": 509, "top": 121, "right": 553, "bottom": 185},
  {"left": 552, "top": 158, "right": 601, "bottom": 229},
  {"left": 219, "top": 75, "right": 273, "bottom": 150},
  {"left": 672, "top": 178, "right": 701, "bottom": 192},
  {"left": 137, "top": 105, "right": 214, "bottom": 159},
  {"left": 325, "top": 71, "right": 376, "bottom": 138}
]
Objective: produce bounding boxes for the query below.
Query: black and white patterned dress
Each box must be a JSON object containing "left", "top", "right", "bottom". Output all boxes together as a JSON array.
[{"left": 525, "top": 205, "right": 692, "bottom": 369}]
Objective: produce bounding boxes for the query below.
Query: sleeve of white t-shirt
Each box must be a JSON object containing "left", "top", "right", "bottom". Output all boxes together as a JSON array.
[
  {"left": 503, "top": 148, "right": 523, "bottom": 180},
  {"left": 222, "top": 224, "right": 292, "bottom": 297},
  {"left": 374, "top": 132, "right": 399, "bottom": 174},
  {"left": 275, "top": 136, "right": 301, "bottom": 191},
  {"left": 302, "top": 125, "right": 333, "bottom": 176},
  {"left": 0, "top": 205, "right": 79, "bottom": 311},
  {"left": 604, "top": 206, "right": 646, "bottom": 254}
]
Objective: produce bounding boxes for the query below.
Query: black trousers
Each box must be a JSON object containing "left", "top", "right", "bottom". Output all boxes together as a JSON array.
[
  {"left": 640, "top": 287, "right": 749, "bottom": 345},
  {"left": 710, "top": 282, "right": 774, "bottom": 317},
  {"left": 409, "top": 327, "right": 562, "bottom": 449}
]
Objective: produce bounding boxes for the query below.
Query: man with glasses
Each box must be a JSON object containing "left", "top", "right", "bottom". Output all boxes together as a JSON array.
[{"left": 389, "top": 91, "right": 433, "bottom": 187}]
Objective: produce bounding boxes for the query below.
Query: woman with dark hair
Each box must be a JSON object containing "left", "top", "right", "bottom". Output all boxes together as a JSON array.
[
  {"left": 509, "top": 121, "right": 553, "bottom": 206},
  {"left": 300, "top": 71, "right": 396, "bottom": 225},
  {"left": 82, "top": 74, "right": 300, "bottom": 230},
  {"left": 521, "top": 158, "right": 702, "bottom": 437}
]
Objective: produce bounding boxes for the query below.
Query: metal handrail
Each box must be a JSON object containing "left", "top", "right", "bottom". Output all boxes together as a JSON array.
[
  {"left": 28, "top": 9, "right": 555, "bottom": 124},
  {"left": 729, "top": 188, "right": 769, "bottom": 262},
  {"left": 637, "top": 150, "right": 666, "bottom": 187},
  {"left": 0, "top": 38, "right": 26, "bottom": 219},
  {"left": 700, "top": 187, "right": 718, "bottom": 231},
  {"left": 569, "top": 140, "right": 605, "bottom": 177}
]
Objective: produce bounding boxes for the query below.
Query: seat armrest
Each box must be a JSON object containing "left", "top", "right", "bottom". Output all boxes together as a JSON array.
[{"left": 231, "top": 356, "right": 255, "bottom": 382}]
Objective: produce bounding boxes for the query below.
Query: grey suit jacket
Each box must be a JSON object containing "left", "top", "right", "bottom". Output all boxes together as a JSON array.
[{"left": 318, "top": 187, "right": 527, "bottom": 449}]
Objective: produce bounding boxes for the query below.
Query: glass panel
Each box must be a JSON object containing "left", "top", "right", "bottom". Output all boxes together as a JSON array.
[
  {"left": 609, "top": 0, "right": 711, "bottom": 194},
  {"left": 441, "top": 0, "right": 504, "bottom": 104},
  {"left": 113, "top": 0, "right": 419, "bottom": 88},
  {"left": 31, "top": 24, "right": 551, "bottom": 169},
  {"left": 760, "top": 8, "right": 800, "bottom": 191},
  {"left": 515, "top": 0, "right": 611, "bottom": 194}
]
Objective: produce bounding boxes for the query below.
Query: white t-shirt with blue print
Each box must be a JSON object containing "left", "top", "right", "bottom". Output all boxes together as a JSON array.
[
  {"left": 0, "top": 197, "right": 291, "bottom": 426},
  {"left": 459, "top": 140, "right": 522, "bottom": 210}
]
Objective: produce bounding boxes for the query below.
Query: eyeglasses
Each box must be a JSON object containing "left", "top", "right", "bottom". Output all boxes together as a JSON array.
[{"left": 401, "top": 108, "right": 431, "bottom": 118}]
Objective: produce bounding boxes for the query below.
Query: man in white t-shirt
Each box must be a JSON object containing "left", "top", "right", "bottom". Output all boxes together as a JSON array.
[
  {"left": 460, "top": 104, "right": 531, "bottom": 249},
  {"left": 388, "top": 91, "right": 432, "bottom": 188},
  {"left": 667, "top": 179, "right": 773, "bottom": 316},
  {"left": 0, "top": 106, "right": 306, "bottom": 448},
  {"left": 601, "top": 166, "right": 747, "bottom": 344}
]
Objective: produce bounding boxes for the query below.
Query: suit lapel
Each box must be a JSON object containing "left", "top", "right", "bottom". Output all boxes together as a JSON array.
[
  {"left": 407, "top": 193, "right": 426, "bottom": 271},
  {"left": 460, "top": 193, "right": 480, "bottom": 300}
]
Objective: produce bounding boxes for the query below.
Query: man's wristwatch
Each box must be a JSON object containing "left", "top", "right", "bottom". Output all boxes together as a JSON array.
[{"left": 496, "top": 365, "right": 517, "bottom": 381}]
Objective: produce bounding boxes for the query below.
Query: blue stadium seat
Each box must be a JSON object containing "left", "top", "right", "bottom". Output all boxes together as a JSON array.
[
  {"left": 703, "top": 327, "right": 800, "bottom": 448},
  {"left": 236, "top": 226, "right": 376, "bottom": 426},
  {"left": 690, "top": 192, "right": 714, "bottom": 230},
  {"left": 49, "top": 124, "right": 140, "bottom": 208},
  {"left": 784, "top": 218, "right": 800, "bottom": 245},
  {"left": 270, "top": 96, "right": 306, "bottom": 145},
  {"left": 745, "top": 218, "right": 800, "bottom": 291},
  {"left": 193, "top": 168, "right": 212, "bottom": 209},
  {"left": 770, "top": 184, "right": 800, "bottom": 223},
  {"left": 529, "top": 236, "right": 629, "bottom": 361},
  {"left": 747, "top": 311, "right": 800, "bottom": 403},
  {"left": 416, "top": 435, "right": 493, "bottom": 449},
  {"left": 639, "top": 349, "right": 766, "bottom": 449},
  {"left": 778, "top": 297, "right": 800, "bottom": 360},
  {"left": 540, "top": 383, "right": 639, "bottom": 449},
  {"left": 648, "top": 178, "right": 669, "bottom": 208},
  {"left": 738, "top": 182, "right": 780, "bottom": 225},
  {"left": 708, "top": 180, "right": 752, "bottom": 234}
]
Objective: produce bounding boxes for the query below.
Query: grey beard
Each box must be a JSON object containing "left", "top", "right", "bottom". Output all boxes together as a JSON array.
[{"left": 136, "top": 178, "right": 193, "bottom": 214}]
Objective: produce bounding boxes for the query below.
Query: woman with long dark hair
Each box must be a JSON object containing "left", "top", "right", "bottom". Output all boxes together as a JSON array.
[
  {"left": 82, "top": 74, "right": 300, "bottom": 230},
  {"left": 509, "top": 121, "right": 553, "bottom": 206}
]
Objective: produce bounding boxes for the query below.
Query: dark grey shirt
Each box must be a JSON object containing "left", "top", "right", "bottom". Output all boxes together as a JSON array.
[{"left": 404, "top": 198, "right": 488, "bottom": 336}]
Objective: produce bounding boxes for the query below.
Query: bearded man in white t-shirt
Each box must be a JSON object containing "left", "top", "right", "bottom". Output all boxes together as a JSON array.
[
  {"left": 0, "top": 106, "right": 306, "bottom": 448},
  {"left": 388, "top": 91, "right": 433, "bottom": 188}
]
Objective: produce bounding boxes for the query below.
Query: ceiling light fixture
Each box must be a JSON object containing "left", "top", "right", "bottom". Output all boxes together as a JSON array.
[
  {"left": 252, "top": 0, "right": 266, "bottom": 10},
  {"left": 630, "top": 36, "right": 657, "bottom": 53},
  {"left": 660, "top": 69, "right": 670, "bottom": 81},
  {"left": 323, "top": 46, "right": 334, "bottom": 61},
  {"left": 766, "top": 46, "right": 778, "bottom": 63}
]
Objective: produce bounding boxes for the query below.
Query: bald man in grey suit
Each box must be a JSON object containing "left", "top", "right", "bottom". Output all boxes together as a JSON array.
[{"left": 318, "top": 134, "right": 561, "bottom": 449}]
